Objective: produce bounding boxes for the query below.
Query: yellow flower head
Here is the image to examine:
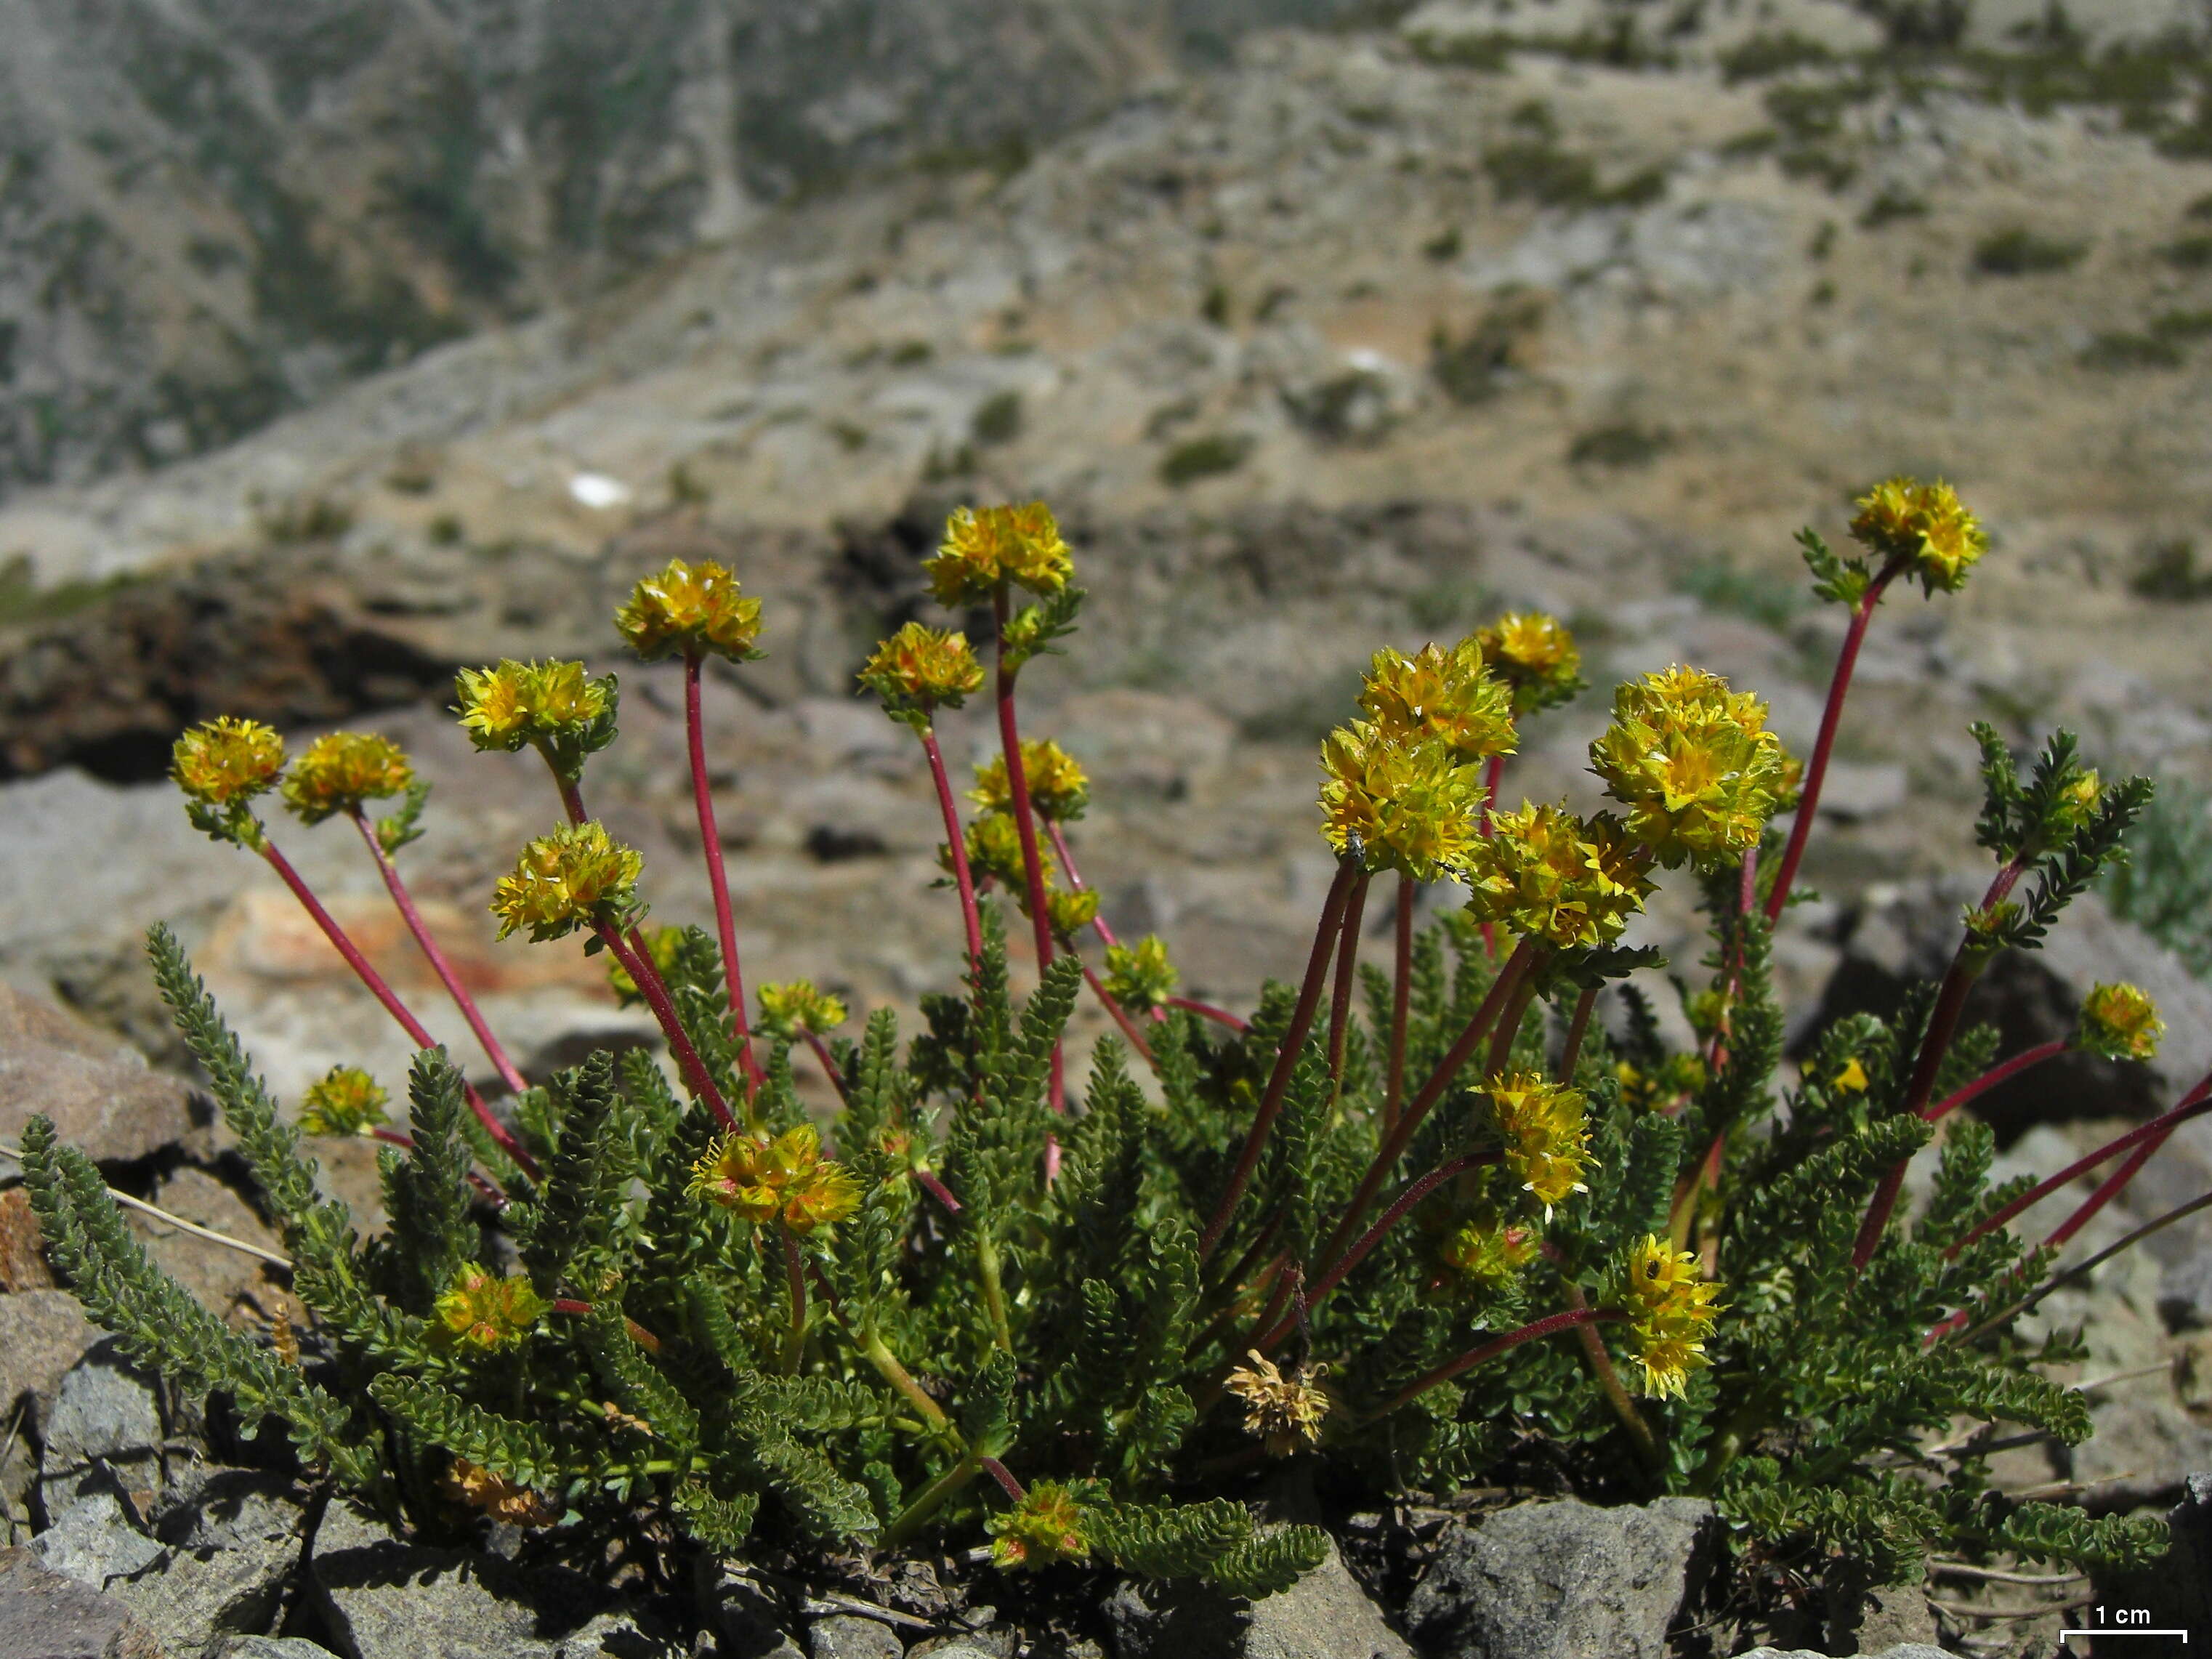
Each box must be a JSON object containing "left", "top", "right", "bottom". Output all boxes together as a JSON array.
[
  {"left": 948, "top": 811, "right": 1055, "bottom": 892},
  {"left": 608, "top": 923, "right": 685, "bottom": 1008},
  {"left": 297, "top": 1066, "right": 390, "bottom": 1137},
  {"left": 1104, "top": 935, "right": 1179, "bottom": 1011},
  {"left": 435, "top": 1265, "right": 549, "bottom": 1352},
  {"left": 1488, "top": 1072, "right": 1591, "bottom": 1218},
  {"left": 1224, "top": 1350, "right": 1332, "bottom": 1456},
  {"left": 971, "top": 739, "right": 1091, "bottom": 822},
  {"left": 1589, "top": 666, "right": 1791, "bottom": 870},
  {"left": 859, "top": 622, "right": 985, "bottom": 722},
  {"left": 1358, "top": 637, "right": 1518, "bottom": 762},
  {"left": 987, "top": 1481, "right": 1090, "bottom": 1570},
  {"left": 1462, "top": 802, "right": 1653, "bottom": 949},
  {"left": 1849, "top": 477, "right": 1987, "bottom": 595},
  {"left": 1830, "top": 1057, "right": 1870, "bottom": 1094},
  {"left": 1439, "top": 1217, "right": 1538, "bottom": 1285},
  {"left": 171, "top": 717, "right": 286, "bottom": 807},
  {"left": 1044, "top": 885, "right": 1101, "bottom": 940},
  {"left": 688, "top": 1123, "right": 860, "bottom": 1233},
  {"left": 756, "top": 980, "right": 848, "bottom": 1038},
  {"left": 1620, "top": 1235, "right": 1723, "bottom": 1398},
  {"left": 614, "top": 557, "right": 764, "bottom": 663},
  {"left": 490, "top": 821, "right": 643, "bottom": 942},
  {"left": 440, "top": 1458, "right": 559, "bottom": 1528},
  {"left": 1624, "top": 1235, "right": 1703, "bottom": 1309},
  {"left": 2076, "top": 982, "right": 2163, "bottom": 1062},
  {"left": 455, "top": 660, "right": 615, "bottom": 754},
  {"left": 1320, "top": 724, "right": 1486, "bottom": 881},
  {"left": 2054, "top": 768, "right": 2102, "bottom": 834},
  {"left": 927, "top": 501, "right": 1074, "bottom": 605},
  {"left": 1476, "top": 613, "right": 1586, "bottom": 716},
  {"left": 280, "top": 732, "right": 413, "bottom": 825}
]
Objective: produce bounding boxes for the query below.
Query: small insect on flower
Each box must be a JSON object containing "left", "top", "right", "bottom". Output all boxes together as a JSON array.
[
  {"left": 1589, "top": 666, "right": 1791, "bottom": 871},
  {"left": 926, "top": 502, "right": 1074, "bottom": 605},
  {"left": 171, "top": 717, "right": 286, "bottom": 807},
  {"left": 972, "top": 739, "right": 1091, "bottom": 822},
  {"left": 2075, "top": 982, "right": 2163, "bottom": 1062},
  {"left": 986, "top": 1482, "right": 1090, "bottom": 1570},
  {"left": 613, "top": 557, "right": 764, "bottom": 663},
  {"left": 1438, "top": 1217, "right": 1538, "bottom": 1286},
  {"left": 860, "top": 622, "right": 985, "bottom": 724},
  {"left": 1358, "top": 637, "right": 1518, "bottom": 762},
  {"left": 1224, "top": 1349, "right": 1332, "bottom": 1456},
  {"left": 439, "top": 1457, "right": 559, "bottom": 1528},
  {"left": 435, "top": 1265, "right": 549, "bottom": 1352},
  {"left": 756, "top": 980, "right": 848, "bottom": 1038},
  {"left": 1486, "top": 1073, "right": 1592, "bottom": 1218},
  {"left": 490, "top": 821, "right": 643, "bottom": 942},
  {"left": 280, "top": 732, "right": 413, "bottom": 824},
  {"left": 1849, "top": 477, "right": 1987, "bottom": 595},
  {"left": 1319, "top": 724, "right": 1488, "bottom": 881},
  {"left": 296, "top": 1065, "right": 390, "bottom": 1137},
  {"left": 689, "top": 1123, "right": 860, "bottom": 1233},
  {"left": 1476, "top": 612, "right": 1586, "bottom": 716},
  {"left": 1103, "top": 935, "right": 1179, "bottom": 1010},
  {"left": 1620, "top": 1234, "right": 1722, "bottom": 1399}
]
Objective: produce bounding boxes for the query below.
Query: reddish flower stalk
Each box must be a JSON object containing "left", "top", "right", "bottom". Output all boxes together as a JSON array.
[
  {"left": 1559, "top": 984, "right": 1599, "bottom": 1081},
  {"left": 990, "top": 595, "right": 1057, "bottom": 1020},
  {"left": 367, "top": 1128, "right": 506, "bottom": 1203},
  {"left": 685, "top": 650, "right": 763, "bottom": 1091},
  {"left": 800, "top": 1030, "right": 849, "bottom": 1102},
  {"left": 1314, "top": 937, "right": 1541, "bottom": 1275},
  {"left": 1562, "top": 1280, "right": 1660, "bottom": 1470},
  {"left": 549, "top": 1298, "right": 663, "bottom": 1353},
  {"left": 1046, "top": 820, "right": 1119, "bottom": 948},
  {"left": 1485, "top": 966, "right": 1541, "bottom": 1079},
  {"left": 1169, "top": 996, "right": 1247, "bottom": 1033},
  {"left": 347, "top": 809, "right": 528, "bottom": 1097},
  {"left": 1077, "top": 957, "right": 1157, "bottom": 1065},
  {"left": 980, "top": 1456, "right": 1027, "bottom": 1503},
  {"left": 918, "top": 726, "right": 986, "bottom": 981},
  {"left": 1765, "top": 556, "right": 1905, "bottom": 921},
  {"left": 1384, "top": 877, "right": 1415, "bottom": 1131},
  {"left": 1325, "top": 873, "right": 1371, "bottom": 1089},
  {"left": 1196, "top": 856, "right": 1362, "bottom": 1263},
  {"left": 593, "top": 923, "right": 739, "bottom": 1132},
  {"left": 1924, "top": 1039, "right": 2067, "bottom": 1124},
  {"left": 913, "top": 1166, "right": 963, "bottom": 1215},
  {"left": 254, "top": 837, "right": 541, "bottom": 1181},
  {"left": 780, "top": 1229, "right": 807, "bottom": 1374},
  {"left": 1479, "top": 753, "right": 1506, "bottom": 958},
  {"left": 1372, "top": 1306, "right": 1621, "bottom": 1418}
]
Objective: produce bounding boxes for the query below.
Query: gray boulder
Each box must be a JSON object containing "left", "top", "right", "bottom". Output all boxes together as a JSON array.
[
  {"left": 97, "top": 1471, "right": 310, "bottom": 1659},
  {"left": 217, "top": 1642, "right": 344, "bottom": 1658},
  {"left": 1103, "top": 1535, "right": 1410, "bottom": 1659},
  {"left": 806, "top": 1613, "right": 903, "bottom": 1659},
  {"left": 0, "top": 1287, "right": 100, "bottom": 1437},
  {"left": 1402, "top": 1497, "right": 1716, "bottom": 1659},
  {"left": 0, "top": 1543, "right": 166, "bottom": 1658},
  {"left": 1738, "top": 1649, "right": 1953, "bottom": 1659},
  {"left": 694, "top": 1559, "right": 805, "bottom": 1659},
  {"left": 0, "top": 982, "right": 211, "bottom": 1165}
]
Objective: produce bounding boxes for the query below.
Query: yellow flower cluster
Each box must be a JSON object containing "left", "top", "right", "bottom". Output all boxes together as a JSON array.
[
  {"left": 926, "top": 502, "right": 1073, "bottom": 605},
  {"left": 1614, "top": 1054, "right": 1706, "bottom": 1115},
  {"left": 1476, "top": 613, "right": 1584, "bottom": 716},
  {"left": 949, "top": 811, "right": 1053, "bottom": 892},
  {"left": 490, "top": 821, "right": 643, "bottom": 942},
  {"left": 1849, "top": 477, "right": 1987, "bottom": 595},
  {"left": 297, "top": 1066, "right": 390, "bottom": 1137},
  {"left": 435, "top": 1264, "right": 549, "bottom": 1352},
  {"left": 689, "top": 1123, "right": 861, "bottom": 1232},
  {"left": 1488, "top": 1073, "right": 1591, "bottom": 1218},
  {"left": 1438, "top": 1217, "right": 1538, "bottom": 1285},
  {"left": 1461, "top": 802, "right": 1652, "bottom": 949},
  {"left": 1045, "top": 886, "right": 1101, "bottom": 940},
  {"left": 756, "top": 980, "right": 848, "bottom": 1038},
  {"left": 1319, "top": 722, "right": 1487, "bottom": 881},
  {"left": 440, "top": 1457, "right": 558, "bottom": 1528},
  {"left": 2075, "top": 982, "right": 2163, "bottom": 1062},
  {"left": 1223, "top": 1349, "right": 1331, "bottom": 1456},
  {"left": 986, "top": 1482, "right": 1089, "bottom": 1570},
  {"left": 1103, "top": 935, "right": 1179, "bottom": 1010},
  {"left": 613, "top": 557, "right": 764, "bottom": 662},
  {"left": 171, "top": 717, "right": 286, "bottom": 807},
  {"left": 971, "top": 739, "right": 1091, "bottom": 822},
  {"left": 1589, "top": 666, "right": 1791, "bottom": 871},
  {"left": 1621, "top": 1235, "right": 1722, "bottom": 1400},
  {"left": 280, "top": 732, "right": 413, "bottom": 825},
  {"left": 2054, "top": 767, "right": 2103, "bottom": 835},
  {"left": 455, "top": 659, "right": 613, "bottom": 753},
  {"left": 859, "top": 622, "right": 985, "bottom": 722},
  {"left": 1357, "top": 638, "right": 1517, "bottom": 762}
]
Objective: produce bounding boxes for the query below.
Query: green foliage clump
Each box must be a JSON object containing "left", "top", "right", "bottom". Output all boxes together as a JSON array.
[{"left": 22, "top": 489, "right": 2183, "bottom": 1609}]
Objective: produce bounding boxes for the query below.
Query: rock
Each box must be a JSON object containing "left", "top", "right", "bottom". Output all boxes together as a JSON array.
[
  {"left": 31, "top": 1489, "right": 166, "bottom": 1588},
  {"left": 1737, "top": 1648, "right": 1953, "bottom": 1659},
  {"left": 312, "top": 1501, "right": 680, "bottom": 1659},
  {"left": 2095, "top": 1469, "right": 2212, "bottom": 1637},
  {"left": 806, "top": 1614, "right": 903, "bottom": 1659},
  {"left": 87, "top": 1471, "right": 311, "bottom": 1659},
  {"left": 39, "top": 1339, "right": 165, "bottom": 1538},
  {"left": 0, "top": 1186, "right": 59, "bottom": 1290},
  {"left": 0, "top": 1543, "right": 166, "bottom": 1658},
  {"left": 694, "top": 1559, "right": 805, "bottom": 1659},
  {"left": 133, "top": 1168, "right": 284, "bottom": 1323},
  {"left": 1824, "top": 1562, "right": 1938, "bottom": 1655},
  {"left": 1814, "top": 762, "right": 1909, "bottom": 824},
  {"left": 0, "top": 983, "right": 210, "bottom": 1166},
  {"left": 1402, "top": 1497, "right": 1716, "bottom": 1659},
  {"left": 216, "top": 1642, "right": 344, "bottom": 1658},
  {"left": 0, "top": 1288, "right": 100, "bottom": 1437},
  {"left": 1102, "top": 1535, "right": 1410, "bottom": 1659}
]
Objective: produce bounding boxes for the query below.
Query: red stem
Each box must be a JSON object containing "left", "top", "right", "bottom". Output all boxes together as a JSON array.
[
  {"left": 919, "top": 726, "right": 986, "bottom": 981},
  {"left": 1766, "top": 559, "right": 1903, "bottom": 921},
  {"left": 1479, "top": 754, "right": 1505, "bottom": 958},
  {"left": 369, "top": 1127, "right": 506, "bottom": 1203},
  {"left": 1924, "top": 1038, "right": 2067, "bottom": 1123},
  {"left": 1078, "top": 958, "right": 1158, "bottom": 1065},
  {"left": 1046, "top": 820, "right": 1120, "bottom": 950},
  {"left": 1197, "top": 856, "right": 1362, "bottom": 1263},
  {"left": 594, "top": 922, "right": 738, "bottom": 1132},
  {"left": 913, "top": 1166, "right": 963, "bottom": 1215},
  {"left": 991, "top": 591, "right": 1063, "bottom": 1140},
  {"left": 980, "top": 1456, "right": 1027, "bottom": 1503},
  {"left": 1373, "top": 1307, "right": 1620, "bottom": 1418},
  {"left": 686, "top": 652, "right": 763, "bottom": 1091},
  {"left": 1384, "top": 877, "right": 1414, "bottom": 1131},
  {"left": 348, "top": 809, "right": 528, "bottom": 1097},
  {"left": 1559, "top": 985, "right": 1599, "bottom": 1081},
  {"left": 780, "top": 1228, "right": 807, "bottom": 1373},
  {"left": 801, "top": 1029, "right": 849, "bottom": 1101},
  {"left": 1314, "top": 937, "right": 1541, "bottom": 1275},
  {"left": 1169, "top": 996, "right": 1247, "bottom": 1033},
  {"left": 256, "top": 838, "right": 541, "bottom": 1181},
  {"left": 1325, "top": 873, "right": 1371, "bottom": 1089}
]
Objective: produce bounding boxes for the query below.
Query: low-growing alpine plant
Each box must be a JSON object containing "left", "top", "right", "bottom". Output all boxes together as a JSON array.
[{"left": 24, "top": 484, "right": 2199, "bottom": 1610}]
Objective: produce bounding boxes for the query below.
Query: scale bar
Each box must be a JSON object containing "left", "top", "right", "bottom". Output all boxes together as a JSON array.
[{"left": 2059, "top": 1633, "right": 2189, "bottom": 1643}]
